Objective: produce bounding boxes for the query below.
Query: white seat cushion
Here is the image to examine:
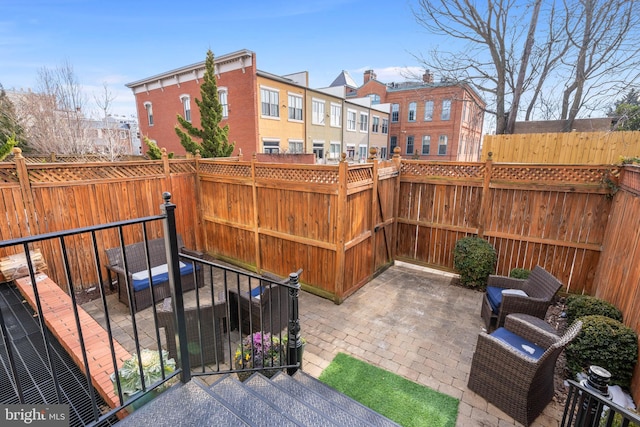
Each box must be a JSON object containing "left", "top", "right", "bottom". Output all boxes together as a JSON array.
[
  {"left": 501, "top": 289, "right": 528, "bottom": 297},
  {"left": 132, "top": 262, "right": 186, "bottom": 281}
]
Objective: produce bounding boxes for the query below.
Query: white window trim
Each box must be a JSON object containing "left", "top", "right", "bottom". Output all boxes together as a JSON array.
[
  {"left": 143, "top": 102, "right": 153, "bottom": 126},
  {"left": 288, "top": 92, "right": 303, "bottom": 123},
  {"left": 288, "top": 139, "right": 304, "bottom": 153},
  {"left": 260, "top": 85, "right": 280, "bottom": 120},
  {"left": 218, "top": 86, "right": 229, "bottom": 118},
  {"left": 371, "top": 115, "right": 380, "bottom": 133},
  {"left": 312, "top": 98, "right": 326, "bottom": 125},
  {"left": 330, "top": 102, "right": 342, "bottom": 128},
  {"left": 346, "top": 109, "right": 357, "bottom": 132},
  {"left": 329, "top": 141, "right": 341, "bottom": 159},
  {"left": 359, "top": 112, "right": 369, "bottom": 133}
]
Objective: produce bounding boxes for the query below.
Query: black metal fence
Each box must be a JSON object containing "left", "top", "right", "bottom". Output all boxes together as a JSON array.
[
  {"left": 0, "top": 192, "right": 302, "bottom": 426},
  {"left": 561, "top": 380, "right": 640, "bottom": 427}
]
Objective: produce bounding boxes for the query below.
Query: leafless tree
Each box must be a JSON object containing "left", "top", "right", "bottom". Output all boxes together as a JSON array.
[
  {"left": 15, "top": 60, "right": 93, "bottom": 154},
  {"left": 93, "top": 82, "right": 131, "bottom": 160},
  {"left": 413, "top": 0, "right": 640, "bottom": 134}
]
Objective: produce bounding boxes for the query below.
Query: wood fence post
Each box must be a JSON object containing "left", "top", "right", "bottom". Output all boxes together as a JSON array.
[
  {"left": 12, "top": 148, "right": 39, "bottom": 236},
  {"left": 251, "top": 153, "right": 261, "bottom": 273},
  {"left": 193, "top": 151, "right": 203, "bottom": 251},
  {"left": 391, "top": 147, "right": 402, "bottom": 260},
  {"left": 477, "top": 152, "right": 493, "bottom": 238},
  {"left": 369, "top": 147, "right": 379, "bottom": 275},
  {"left": 161, "top": 148, "right": 172, "bottom": 195},
  {"left": 335, "top": 154, "right": 348, "bottom": 303}
]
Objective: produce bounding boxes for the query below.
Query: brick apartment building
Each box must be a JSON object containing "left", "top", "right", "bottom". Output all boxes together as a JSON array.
[
  {"left": 126, "top": 50, "right": 390, "bottom": 162},
  {"left": 344, "top": 70, "right": 485, "bottom": 161},
  {"left": 126, "top": 50, "right": 482, "bottom": 161}
]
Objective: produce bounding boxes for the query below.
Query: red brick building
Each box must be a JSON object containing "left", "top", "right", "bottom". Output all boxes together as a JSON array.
[
  {"left": 349, "top": 70, "right": 485, "bottom": 161},
  {"left": 126, "top": 50, "right": 258, "bottom": 157}
]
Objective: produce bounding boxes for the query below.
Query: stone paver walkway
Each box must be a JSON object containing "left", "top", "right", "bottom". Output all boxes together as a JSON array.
[{"left": 82, "top": 262, "right": 563, "bottom": 426}]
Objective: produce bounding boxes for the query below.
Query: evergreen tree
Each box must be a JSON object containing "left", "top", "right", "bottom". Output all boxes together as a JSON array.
[
  {"left": 144, "top": 136, "right": 173, "bottom": 159},
  {"left": 0, "top": 83, "right": 25, "bottom": 153},
  {"left": 175, "top": 50, "right": 234, "bottom": 158},
  {"left": 612, "top": 88, "right": 640, "bottom": 131}
]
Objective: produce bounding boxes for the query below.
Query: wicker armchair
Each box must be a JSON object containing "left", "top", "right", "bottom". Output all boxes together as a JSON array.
[
  {"left": 481, "top": 266, "right": 562, "bottom": 331},
  {"left": 105, "top": 235, "right": 204, "bottom": 312},
  {"left": 157, "top": 301, "right": 226, "bottom": 367},
  {"left": 228, "top": 273, "right": 290, "bottom": 335},
  {"left": 468, "top": 314, "right": 583, "bottom": 426}
]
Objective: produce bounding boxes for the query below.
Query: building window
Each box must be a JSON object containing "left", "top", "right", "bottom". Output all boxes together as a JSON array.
[
  {"left": 368, "top": 94, "right": 380, "bottom": 104},
  {"left": 330, "top": 103, "right": 341, "bottom": 127},
  {"left": 438, "top": 135, "right": 448, "bottom": 155},
  {"left": 380, "top": 147, "right": 387, "bottom": 159},
  {"left": 144, "top": 102, "right": 153, "bottom": 126},
  {"left": 441, "top": 99, "right": 451, "bottom": 121},
  {"left": 313, "top": 141, "right": 325, "bottom": 161},
  {"left": 346, "top": 144, "right": 355, "bottom": 159},
  {"left": 119, "top": 131, "right": 127, "bottom": 140},
  {"left": 381, "top": 118, "right": 388, "bottom": 134},
  {"left": 359, "top": 145, "right": 368, "bottom": 161},
  {"left": 390, "top": 136, "right": 397, "bottom": 153},
  {"left": 406, "top": 135, "right": 414, "bottom": 154},
  {"left": 260, "top": 87, "right": 279, "bottom": 118},
  {"left": 424, "top": 100, "right": 434, "bottom": 121},
  {"left": 359, "top": 112, "right": 368, "bottom": 132},
  {"left": 263, "top": 139, "right": 280, "bottom": 154},
  {"left": 312, "top": 99, "right": 325, "bottom": 125},
  {"left": 288, "top": 94, "right": 303, "bottom": 121},
  {"left": 422, "top": 135, "right": 431, "bottom": 155},
  {"left": 180, "top": 95, "right": 191, "bottom": 122},
  {"left": 391, "top": 104, "right": 399, "bottom": 122},
  {"left": 218, "top": 88, "right": 228, "bottom": 118},
  {"left": 408, "top": 102, "right": 417, "bottom": 122},
  {"left": 289, "top": 139, "right": 303, "bottom": 153},
  {"left": 347, "top": 110, "right": 357, "bottom": 131},
  {"left": 329, "top": 141, "right": 341, "bottom": 159},
  {"left": 372, "top": 116, "right": 379, "bottom": 133}
]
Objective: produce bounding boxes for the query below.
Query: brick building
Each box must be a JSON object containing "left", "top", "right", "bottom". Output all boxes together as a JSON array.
[
  {"left": 344, "top": 70, "right": 485, "bottom": 161},
  {"left": 126, "top": 50, "right": 390, "bottom": 161}
]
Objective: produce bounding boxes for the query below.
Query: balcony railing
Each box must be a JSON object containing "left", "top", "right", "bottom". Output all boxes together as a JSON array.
[
  {"left": 0, "top": 193, "right": 303, "bottom": 426},
  {"left": 561, "top": 380, "right": 640, "bottom": 427}
]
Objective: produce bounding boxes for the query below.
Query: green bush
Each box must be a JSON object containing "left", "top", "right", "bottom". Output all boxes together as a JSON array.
[
  {"left": 566, "top": 315, "right": 638, "bottom": 389},
  {"left": 565, "top": 294, "right": 623, "bottom": 325},
  {"left": 509, "top": 268, "right": 530, "bottom": 279},
  {"left": 453, "top": 237, "right": 496, "bottom": 290}
]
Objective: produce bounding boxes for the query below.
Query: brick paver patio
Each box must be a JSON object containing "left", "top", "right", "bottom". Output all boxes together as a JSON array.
[{"left": 82, "top": 262, "right": 564, "bottom": 426}]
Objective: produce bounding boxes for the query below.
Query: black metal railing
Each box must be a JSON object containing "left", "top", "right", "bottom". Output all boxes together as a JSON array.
[
  {"left": 0, "top": 192, "right": 303, "bottom": 426},
  {"left": 561, "top": 380, "right": 640, "bottom": 427}
]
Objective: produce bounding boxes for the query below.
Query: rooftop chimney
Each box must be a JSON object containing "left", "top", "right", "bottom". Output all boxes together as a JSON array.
[
  {"left": 423, "top": 70, "right": 433, "bottom": 84},
  {"left": 364, "top": 69, "right": 377, "bottom": 84}
]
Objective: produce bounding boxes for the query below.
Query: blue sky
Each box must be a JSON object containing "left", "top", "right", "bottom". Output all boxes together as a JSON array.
[{"left": 1, "top": 0, "right": 428, "bottom": 118}]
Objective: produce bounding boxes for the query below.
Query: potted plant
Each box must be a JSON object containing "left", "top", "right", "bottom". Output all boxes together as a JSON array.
[
  {"left": 234, "top": 332, "right": 285, "bottom": 381},
  {"left": 111, "top": 349, "right": 176, "bottom": 410}
]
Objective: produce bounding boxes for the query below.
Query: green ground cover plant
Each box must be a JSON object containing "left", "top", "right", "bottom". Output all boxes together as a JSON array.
[{"left": 319, "top": 352, "right": 459, "bottom": 427}]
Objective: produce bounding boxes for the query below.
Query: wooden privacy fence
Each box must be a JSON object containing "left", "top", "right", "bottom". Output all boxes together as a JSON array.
[
  {"left": 197, "top": 154, "right": 399, "bottom": 303},
  {"left": 396, "top": 158, "right": 616, "bottom": 295},
  {"left": 0, "top": 149, "right": 200, "bottom": 291},
  {"left": 482, "top": 130, "right": 640, "bottom": 164}
]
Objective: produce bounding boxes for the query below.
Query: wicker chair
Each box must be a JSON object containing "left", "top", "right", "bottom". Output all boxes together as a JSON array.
[
  {"left": 157, "top": 301, "right": 226, "bottom": 367},
  {"left": 105, "top": 235, "right": 204, "bottom": 312},
  {"left": 228, "top": 273, "right": 290, "bottom": 335},
  {"left": 481, "top": 266, "right": 562, "bottom": 331},
  {"left": 468, "top": 314, "right": 583, "bottom": 426}
]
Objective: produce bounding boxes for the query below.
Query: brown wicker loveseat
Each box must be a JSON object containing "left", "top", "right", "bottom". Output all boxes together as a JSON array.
[
  {"left": 468, "top": 314, "right": 582, "bottom": 426},
  {"left": 105, "top": 235, "right": 204, "bottom": 312},
  {"left": 481, "top": 266, "right": 562, "bottom": 331}
]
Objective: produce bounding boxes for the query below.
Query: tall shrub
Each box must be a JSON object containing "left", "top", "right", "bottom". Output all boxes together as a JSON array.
[
  {"left": 453, "top": 237, "right": 497, "bottom": 290},
  {"left": 565, "top": 294, "right": 623, "bottom": 325}
]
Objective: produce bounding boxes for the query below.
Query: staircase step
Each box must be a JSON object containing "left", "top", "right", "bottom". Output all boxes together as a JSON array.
[
  {"left": 244, "top": 373, "right": 340, "bottom": 426},
  {"left": 291, "top": 371, "right": 401, "bottom": 427},
  {"left": 115, "top": 380, "right": 250, "bottom": 427},
  {"left": 208, "top": 374, "right": 299, "bottom": 426},
  {"left": 271, "top": 372, "right": 377, "bottom": 426}
]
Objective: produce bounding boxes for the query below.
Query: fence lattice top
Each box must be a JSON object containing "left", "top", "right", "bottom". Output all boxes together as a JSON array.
[
  {"left": 0, "top": 165, "right": 19, "bottom": 184},
  {"left": 491, "top": 164, "right": 617, "bottom": 185},
  {"left": 199, "top": 162, "right": 252, "bottom": 177},
  {"left": 401, "top": 162, "right": 486, "bottom": 179},
  {"left": 27, "top": 163, "right": 165, "bottom": 183},
  {"left": 255, "top": 165, "right": 339, "bottom": 184}
]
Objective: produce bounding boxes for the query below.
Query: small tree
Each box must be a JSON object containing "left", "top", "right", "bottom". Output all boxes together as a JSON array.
[
  {"left": 0, "top": 134, "right": 17, "bottom": 161},
  {"left": 144, "top": 136, "right": 173, "bottom": 160},
  {"left": 175, "top": 49, "right": 234, "bottom": 158},
  {"left": 0, "top": 84, "right": 25, "bottom": 151}
]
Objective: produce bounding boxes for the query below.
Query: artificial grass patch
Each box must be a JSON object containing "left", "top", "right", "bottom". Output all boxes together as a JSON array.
[{"left": 319, "top": 352, "right": 459, "bottom": 427}]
